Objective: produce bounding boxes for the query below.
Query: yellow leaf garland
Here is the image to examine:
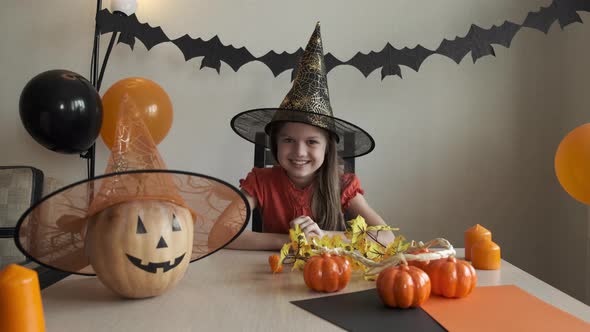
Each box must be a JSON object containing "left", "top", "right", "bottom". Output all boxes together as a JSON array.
[
  {"left": 272, "top": 216, "right": 457, "bottom": 282},
  {"left": 348, "top": 215, "right": 368, "bottom": 245},
  {"left": 365, "top": 240, "right": 386, "bottom": 261},
  {"left": 275, "top": 215, "right": 410, "bottom": 276}
]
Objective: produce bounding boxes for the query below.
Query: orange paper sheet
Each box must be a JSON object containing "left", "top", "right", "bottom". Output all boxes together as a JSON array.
[{"left": 421, "top": 285, "right": 589, "bottom": 332}]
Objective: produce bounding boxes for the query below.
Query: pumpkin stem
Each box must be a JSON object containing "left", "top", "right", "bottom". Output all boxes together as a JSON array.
[{"left": 399, "top": 253, "right": 408, "bottom": 266}]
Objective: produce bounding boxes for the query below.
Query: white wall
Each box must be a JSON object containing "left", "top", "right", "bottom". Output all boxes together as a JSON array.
[{"left": 1, "top": 0, "right": 589, "bottom": 304}]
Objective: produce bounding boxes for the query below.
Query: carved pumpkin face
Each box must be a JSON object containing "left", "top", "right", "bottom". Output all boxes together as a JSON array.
[{"left": 85, "top": 200, "right": 194, "bottom": 298}]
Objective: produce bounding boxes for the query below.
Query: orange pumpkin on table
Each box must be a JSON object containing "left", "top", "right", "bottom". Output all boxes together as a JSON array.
[
  {"left": 303, "top": 254, "right": 351, "bottom": 292},
  {"left": 426, "top": 257, "right": 477, "bottom": 298},
  {"left": 407, "top": 248, "right": 434, "bottom": 271},
  {"left": 376, "top": 264, "right": 431, "bottom": 308},
  {"left": 268, "top": 255, "right": 283, "bottom": 273}
]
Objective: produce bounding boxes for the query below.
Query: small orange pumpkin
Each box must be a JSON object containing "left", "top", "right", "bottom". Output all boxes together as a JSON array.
[
  {"left": 376, "top": 265, "right": 431, "bottom": 308},
  {"left": 407, "top": 248, "right": 431, "bottom": 271},
  {"left": 268, "top": 255, "right": 283, "bottom": 273},
  {"left": 303, "top": 253, "right": 351, "bottom": 292},
  {"left": 426, "top": 257, "right": 477, "bottom": 298}
]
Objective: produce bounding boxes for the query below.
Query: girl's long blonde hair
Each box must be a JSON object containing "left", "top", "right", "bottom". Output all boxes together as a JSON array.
[{"left": 270, "top": 122, "right": 346, "bottom": 231}]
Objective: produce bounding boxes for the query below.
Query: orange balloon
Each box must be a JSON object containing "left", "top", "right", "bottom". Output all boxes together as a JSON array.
[
  {"left": 101, "top": 77, "right": 173, "bottom": 148},
  {"left": 555, "top": 123, "right": 590, "bottom": 205}
]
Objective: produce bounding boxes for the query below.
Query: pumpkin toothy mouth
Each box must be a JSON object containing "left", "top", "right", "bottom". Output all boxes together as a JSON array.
[{"left": 126, "top": 253, "right": 186, "bottom": 273}]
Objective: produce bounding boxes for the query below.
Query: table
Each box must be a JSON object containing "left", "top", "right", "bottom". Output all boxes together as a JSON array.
[{"left": 40, "top": 249, "right": 590, "bottom": 331}]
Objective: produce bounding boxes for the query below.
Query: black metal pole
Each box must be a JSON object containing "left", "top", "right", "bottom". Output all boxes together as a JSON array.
[
  {"left": 84, "top": 0, "right": 102, "bottom": 180},
  {"left": 97, "top": 31, "right": 119, "bottom": 92},
  {"left": 83, "top": 1, "right": 125, "bottom": 179},
  {"left": 92, "top": 0, "right": 101, "bottom": 87}
]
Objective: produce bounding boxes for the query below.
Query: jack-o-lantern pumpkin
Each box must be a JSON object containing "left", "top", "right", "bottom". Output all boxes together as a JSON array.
[
  {"left": 14, "top": 97, "right": 250, "bottom": 301},
  {"left": 85, "top": 200, "right": 194, "bottom": 298}
]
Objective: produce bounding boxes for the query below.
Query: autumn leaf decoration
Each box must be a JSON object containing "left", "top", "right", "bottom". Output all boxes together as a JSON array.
[{"left": 274, "top": 216, "right": 457, "bottom": 280}]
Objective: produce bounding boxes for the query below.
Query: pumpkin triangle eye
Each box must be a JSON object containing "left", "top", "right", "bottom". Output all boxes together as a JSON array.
[
  {"left": 136, "top": 216, "right": 147, "bottom": 234},
  {"left": 172, "top": 214, "right": 181, "bottom": 232}
]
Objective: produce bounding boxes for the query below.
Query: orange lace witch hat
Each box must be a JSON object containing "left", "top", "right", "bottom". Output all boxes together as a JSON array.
[{"left": 14, "top": 95, "right": 250, "bottom": 275}]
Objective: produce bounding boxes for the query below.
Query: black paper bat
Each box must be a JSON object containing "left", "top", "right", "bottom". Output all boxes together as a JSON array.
[
  {"left": 338, "top": 44, "right": 434, "bottom": 79},
  {"left": 96, "top": 9, "right": 167, "bottom": 50},
  {"left": 172, "top": 34, "right": 256, "bottom": 73},
  {"left": 523, "top": 2, "right": 560, "bottom": 33},
  {"left": 324, "top": 53, "right": 344, "bottom": 74},
  {"left": 436, "top": 22, "right": 521, "bottom": 64},
  {"left": 95, "top": 0, "right": 589, "bottom": 80},
  {"left": 257, "top": 48, "right": 304, "bottom": 78},
  {"left": 523, "top": 0, "right": 588, "bottom": 32}
]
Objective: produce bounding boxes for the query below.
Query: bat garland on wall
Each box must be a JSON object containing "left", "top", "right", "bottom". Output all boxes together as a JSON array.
[{"left": 96, "top": 0, "right": 589, "bottom": 80}]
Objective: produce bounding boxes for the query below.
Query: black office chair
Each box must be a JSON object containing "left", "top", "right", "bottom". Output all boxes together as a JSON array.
[{"left": 251, "top": 132, "right": 356, "bottom": 232}]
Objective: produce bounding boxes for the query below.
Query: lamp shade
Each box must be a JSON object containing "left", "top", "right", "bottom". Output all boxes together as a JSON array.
[{"left": 111, "top": 0, "right": 137, "bottom": 15}]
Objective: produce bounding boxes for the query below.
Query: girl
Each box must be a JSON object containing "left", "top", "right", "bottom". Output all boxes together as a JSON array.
[{"left": 227, "top": 23, "right": 393, "bottom": 250}]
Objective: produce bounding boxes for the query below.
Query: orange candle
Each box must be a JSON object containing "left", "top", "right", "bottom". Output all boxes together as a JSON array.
[
  {"left": 471, "top": 239, "right": 501, "bottom": 270},
  {"left": 464, "top": 224, "right": 491, "bottom": 260},
  {"left": 0, "top": 264, "right": 46, "bottom": 332}
]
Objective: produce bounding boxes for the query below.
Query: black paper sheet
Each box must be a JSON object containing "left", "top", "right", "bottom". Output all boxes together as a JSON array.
[{"left": 291, "top": 288, "right": 446, "bottom": 332}]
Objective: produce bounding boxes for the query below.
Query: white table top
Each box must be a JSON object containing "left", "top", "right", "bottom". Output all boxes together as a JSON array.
[{"left": 40, "top": 248, "right": 590, "bottom": 332}]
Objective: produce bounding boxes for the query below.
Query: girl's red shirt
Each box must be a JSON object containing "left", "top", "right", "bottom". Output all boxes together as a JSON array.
[{"left": 239, "top": 166, "right": 364, "bottom": 233}]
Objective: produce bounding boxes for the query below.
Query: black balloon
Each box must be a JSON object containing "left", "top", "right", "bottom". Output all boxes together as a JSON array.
[{"left": 19, "top": 69, "right": 103, "bottom": 154}]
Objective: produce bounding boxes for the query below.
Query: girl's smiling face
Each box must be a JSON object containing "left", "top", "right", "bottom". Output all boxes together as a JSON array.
[{"left": 276, "top": 122, "right": 329, "bottom": 188}]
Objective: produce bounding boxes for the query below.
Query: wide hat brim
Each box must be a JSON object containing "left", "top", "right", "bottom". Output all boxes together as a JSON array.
[
  {"left": 14, "top": 169, "right": 250, "bottom": 276},
  {"left": 231, "top": 108, "right": 375, "bottom": 159}
]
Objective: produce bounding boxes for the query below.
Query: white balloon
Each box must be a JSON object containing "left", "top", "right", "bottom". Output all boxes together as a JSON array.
[{"left": 111, "top": 0, "right": 138, "bottom": 16}]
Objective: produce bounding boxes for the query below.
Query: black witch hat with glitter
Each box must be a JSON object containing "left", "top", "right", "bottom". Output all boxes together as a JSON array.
[{"left": 231, "top": 22, "right": 375, "bottom": 158}]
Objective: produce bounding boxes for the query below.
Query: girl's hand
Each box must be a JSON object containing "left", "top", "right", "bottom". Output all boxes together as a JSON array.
[{"left": 290, "top": 216, "right": 324, "bottom": 240}]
